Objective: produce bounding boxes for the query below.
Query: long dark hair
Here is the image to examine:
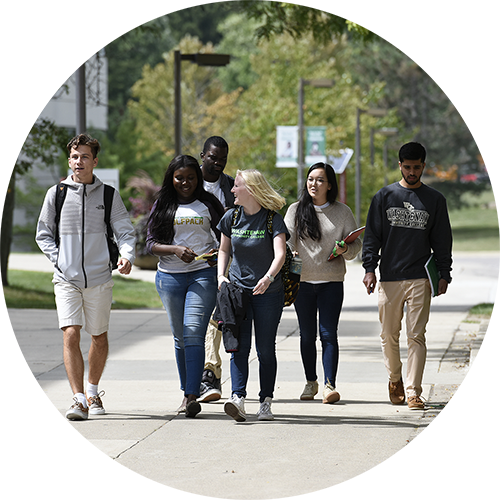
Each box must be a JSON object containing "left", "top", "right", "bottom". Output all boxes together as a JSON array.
[
  {"left": 295, "top": 162, "right": 338, "bottom": 241},
  {"left": 147, "top": 154, "right": 225, "bottom": 245}
]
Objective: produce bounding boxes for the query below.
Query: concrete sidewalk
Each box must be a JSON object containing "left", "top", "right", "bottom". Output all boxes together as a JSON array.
[{"left": 6, "top": 252, "right": 496, "bottom": 499}]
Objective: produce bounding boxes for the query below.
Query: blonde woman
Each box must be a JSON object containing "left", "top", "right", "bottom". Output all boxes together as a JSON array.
[{"left": 217, "top": 169, "right": 289, "bottom": 422}]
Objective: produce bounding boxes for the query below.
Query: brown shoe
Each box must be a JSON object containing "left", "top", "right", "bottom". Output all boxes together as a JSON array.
[
  {"left": 388, "top": 379, "right": 405, "bottom": 405},
  {"left": 408, "top": 395, "right": 425, "bottom": 410}
]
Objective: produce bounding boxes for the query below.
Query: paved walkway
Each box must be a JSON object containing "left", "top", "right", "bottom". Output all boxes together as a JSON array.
[{"left": 5, "top": 251, "right": 497, "bottom": 499}]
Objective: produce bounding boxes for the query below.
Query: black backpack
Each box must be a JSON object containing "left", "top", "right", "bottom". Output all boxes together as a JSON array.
[
  {"left": 231, "top": 207, "right": 300, "bottom": 306},
  {"left": 54, "top": 183, "right": 119, "bottom": 270}
]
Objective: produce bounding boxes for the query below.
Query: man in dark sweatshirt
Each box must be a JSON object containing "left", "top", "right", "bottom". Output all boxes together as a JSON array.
[{"left": 362, "top": 142, "right": 452, "bottom": 410}]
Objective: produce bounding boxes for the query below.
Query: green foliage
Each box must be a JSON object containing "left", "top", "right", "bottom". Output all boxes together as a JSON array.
[
  {"left": 468, "top": 303, "right": 494, "bottom": 318},
  {"left": 105, "top": 17, "right": 175, "bottom": 140},
  {"left": 239, "top": 1, "right": 375, "bottom": 44},
  {"left": 13, "top": 118, "right": 69, "bottom": 226},
  {"left": 428, "top": 178, "right": 492, "bottom": 211},
  {"left": 15, "top": 118, "right": 68, "bottom": 178},
  {"left": 128, "top": 35, "right": 242, "bottom": 168},
  {"left": 167, "top": 2, "right": 242, "bottom": 45},
  {"left": 216, "top": 13, "right": 261, "bottom": 92},
  {"left": 344, "top": 39, "right": 480, "bottom": 172},
  {"left": 4, "top": 270, "right": 163, "bottom": 309},
  {"left": 224, "top": 32, "right": 401, "bottom": 215}
]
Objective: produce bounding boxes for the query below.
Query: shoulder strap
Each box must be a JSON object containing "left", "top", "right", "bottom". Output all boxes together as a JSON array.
[
  {"left": 103, "top": 184, "right": 115, "bottom": 237},
  {"left": 266, "top": 210, "right": 275, "bottom": 234},
  {"left": 54, "top": 184, "right": 68, "bottom": 247},
  {"left": 231, "top": 206, "right": 240, "bottom": 227}
]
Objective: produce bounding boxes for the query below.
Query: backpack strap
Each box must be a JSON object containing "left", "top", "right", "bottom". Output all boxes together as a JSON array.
[
  {"left": 231, "top": 206, "right": 240, "bottom": 228},
  {"left": 103, "top": 184, "right": 115, "bottom": 239},
  {"left": 54, "top": 184, "right": 68, "bottom": 247},
  {"left": 266, "top": 210, "right": 275, "bottom": 235}
]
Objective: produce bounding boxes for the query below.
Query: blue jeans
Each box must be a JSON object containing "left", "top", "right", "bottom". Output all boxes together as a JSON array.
[
  {"left": 293, "top": 282, "right": 344, "bottom": 387},
  {"left": 156, "top": 267, "right": 217, "bottom": 397},
  {"left": 230, "top": 288, "right": 284, "bottom": 402}
]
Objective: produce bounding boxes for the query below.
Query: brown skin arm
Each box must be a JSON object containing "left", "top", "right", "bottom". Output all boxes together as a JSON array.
[
  {"left": 437, "top": 278, "right": 449, "bottom": 296},
  {"left": 363, "top": 272, "right": 377, "bottom": 295},
  {"left": 151, "top": 242, "right": 197, "bottom": 263}
]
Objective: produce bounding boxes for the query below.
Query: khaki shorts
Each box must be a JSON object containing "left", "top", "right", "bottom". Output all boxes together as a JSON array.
[{"left": 53, "top": 279, "right": 114, "bottom": 336}]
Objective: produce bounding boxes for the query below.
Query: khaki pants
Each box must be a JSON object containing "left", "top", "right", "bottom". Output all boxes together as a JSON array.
[
  {"left": 378, "top": 279, "right": 431, "bottom": 397},
  {"left": 204, "top": 318, "right": 222, "bottom": 379}
]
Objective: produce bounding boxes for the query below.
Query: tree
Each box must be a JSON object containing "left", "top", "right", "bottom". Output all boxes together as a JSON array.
[
  {"left": 341, "top": 39, "right": 485, "bottom": 206},
  {"left": 224, "top": 31, "right": 401, "bottom": 218},
  {"left": 238, "top": 1, "right": 375, "bottom": 44},
  {"left": 13, "top": 118, "right": 71, "bottom": 254},
  {"left": 127, "top": 35, "right": 242, "bottom": 181},
  {"left": 215, "top": 12, "right": 261, "bottom": 92},
  {"left": 105, "top": 17, "right": 176, "bottom": 141}
]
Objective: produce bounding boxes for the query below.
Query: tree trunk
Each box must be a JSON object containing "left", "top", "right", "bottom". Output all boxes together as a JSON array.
[{"left": 1, "top": 172, "right": 16, "bottom": 287}]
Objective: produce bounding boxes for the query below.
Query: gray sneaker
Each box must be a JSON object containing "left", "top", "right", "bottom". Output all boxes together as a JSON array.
[
  {"left": 257, "top": 397, "right": 274, "bottom": 421},
  {"left": 224, "top": 394, "right": 246, "bottom": 422},
  {"left": 65, "top": 398, "right": 89, "bottom": 421},
  {"left": 300, "top": 380, "right": 319, "bottom": 400},
  {"left": 87, "top": 391, "right": 105, "bottom": 415}
]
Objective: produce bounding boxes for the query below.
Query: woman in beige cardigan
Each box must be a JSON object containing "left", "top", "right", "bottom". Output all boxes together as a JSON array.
[{"left": 284, "top": 163, "right": 361, "bottom": 403}]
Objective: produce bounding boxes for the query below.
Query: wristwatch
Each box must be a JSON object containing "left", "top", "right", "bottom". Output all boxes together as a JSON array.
[{"left": 266, "top": 274, "right": 275, "bottom": 282}]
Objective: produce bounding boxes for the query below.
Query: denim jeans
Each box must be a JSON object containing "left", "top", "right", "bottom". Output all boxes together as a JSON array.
[
  {"left": 230, "top": 288, "right": 284, "bottom": 402},
  {"left": 293, "top": 281, "right": 344, "bottom": 387},
  {"left": 156, "top": 267, "right": 217, "bottom": 397}
]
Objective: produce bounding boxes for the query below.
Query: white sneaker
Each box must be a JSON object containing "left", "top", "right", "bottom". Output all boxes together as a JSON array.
[
  {"left": 224, "top": 394, "right": 246, "bottom": 422},
  {"left": 87, "top": 390, "right": 105, "bottom": 415},
  {"left": 322, "top": 383, "right": 341, "bottom": 404},
  {"left": 65, "top": 398, "right": 89, "bottom": 421},
  {"left": 300, "top": 380, "right": 319, "bottom": 400},
  {"left": 257, "top": 397, "right": 274, "bottom": 421}
]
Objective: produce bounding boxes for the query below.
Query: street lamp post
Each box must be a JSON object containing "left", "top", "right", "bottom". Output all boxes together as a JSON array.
[
  {"left": 377, "top": 127, "right": 398, "bottom": 186},
  {"left": 174, "top": 51, "right": 230, "bottom": 156},
  {"left": 370, "top": 127, "right": 398, "bottom": 185},
  {"left": 354, "top": 107, "right": 387, "bottom": 226},
  {"left": 76, "top": 64, "right": 86, "bottom": 134},
  {"left": 297, "top": 78, "right": 335, "bottom": 196}
]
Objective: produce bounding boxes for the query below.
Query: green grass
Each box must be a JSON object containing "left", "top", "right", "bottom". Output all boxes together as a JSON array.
[
  {"left": 4, "top": 270, "right": 163, "bottom": 309},
  {"left": 449, "top": 189, "right": 499, "bottom": 251},
  {"left": 468, "top": 302, "right": 495, "bottom": 318}
]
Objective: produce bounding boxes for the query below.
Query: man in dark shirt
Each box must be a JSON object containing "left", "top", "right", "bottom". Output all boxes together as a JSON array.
[
  {"left": 198, "top": 136, "right": 234, "bottom": 403},
  {"left": 362, "top": 142, "right": 452, "bottom": 410}
]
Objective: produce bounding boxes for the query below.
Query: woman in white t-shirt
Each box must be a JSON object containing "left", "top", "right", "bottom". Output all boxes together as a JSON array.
[{"left": 146, "top": 155, "right": 225, "bottom": 418}]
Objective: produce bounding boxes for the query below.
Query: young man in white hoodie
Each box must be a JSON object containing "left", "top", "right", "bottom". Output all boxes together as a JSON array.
[{"left": 36, "top": 133, "right": 136, "bottom": 420}]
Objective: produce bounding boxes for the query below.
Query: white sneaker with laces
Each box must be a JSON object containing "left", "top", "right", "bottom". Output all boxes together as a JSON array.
[
  {"left": 87, "top": 390, "right": 106, "bottom": 415},
  {"left": 65, "top": 398, "right": 89, "bottom": 421},
  {"left": 257, "top": 397, "right": 274, "bottom": 421},
  {"left": 224, "top": 394, "right": 246, "bottom": 422}
]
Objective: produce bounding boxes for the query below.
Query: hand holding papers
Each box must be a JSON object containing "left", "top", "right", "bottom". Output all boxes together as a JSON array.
[
  {"left": 194, "top": 250, "right": 218, "bottom": 261},
  {"left": 328, "top": 226, "right": 365, "bottom": 261}
]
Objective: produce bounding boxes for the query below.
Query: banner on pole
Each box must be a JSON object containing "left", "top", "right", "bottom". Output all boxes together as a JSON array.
[
  {"left": 305, "top": 126, "right": 327, "bottom": 165},
  {"left": 276, "top": 126, "right": 298, "bottom": 167}
]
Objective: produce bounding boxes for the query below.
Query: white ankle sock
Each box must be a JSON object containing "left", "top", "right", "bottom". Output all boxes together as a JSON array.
[
  {"left": 75, "top": 392, "right": 88, "bottom": 407},
  {"left": 86, "top": 382, "right": 99, "bottom": 398}
]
